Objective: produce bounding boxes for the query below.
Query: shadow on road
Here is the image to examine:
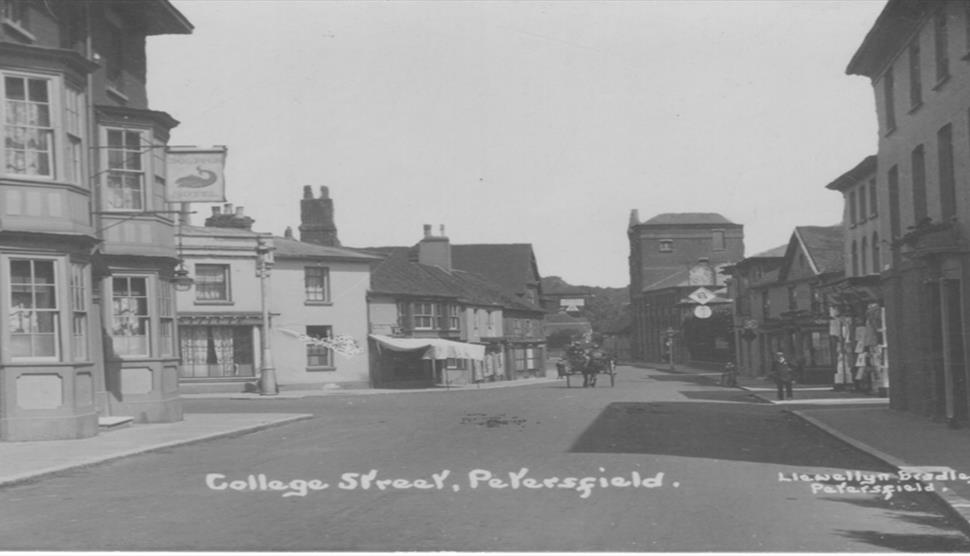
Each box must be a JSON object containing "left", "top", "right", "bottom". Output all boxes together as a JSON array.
[
  {"left": 833, "top": 530, "right": 970, "bottom": 552},
  {"left": 569, "top": 401, "right": 891, "bottom": 469}
]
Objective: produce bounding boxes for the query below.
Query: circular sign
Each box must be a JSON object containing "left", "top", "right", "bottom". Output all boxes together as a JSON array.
[{"left": 694, "top": 305, "right": 713, "bottom": 319}]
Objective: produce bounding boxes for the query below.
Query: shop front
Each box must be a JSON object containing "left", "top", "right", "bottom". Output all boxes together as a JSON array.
[{"left": 821, "top": 276, "right": 888, "bottom": 396}]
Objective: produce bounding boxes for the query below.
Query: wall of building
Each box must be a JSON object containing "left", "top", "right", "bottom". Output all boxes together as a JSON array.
[{"left": 271, "top": 259, "right": 372, "bottom": 388}]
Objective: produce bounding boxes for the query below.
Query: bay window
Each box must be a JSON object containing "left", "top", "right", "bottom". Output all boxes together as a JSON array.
[
  {"left": 413, "top": 302, "right": 435, "bottom": 329},
  {"left": 8, "top": 258, "right": 59, "bottom": 360},
  {"left": 111, "top": 276, "right": 149, "bottom": 356},
  {"left": 103, "top": 128, "right": 145, "bottom": 210},
  {"left": 3, "top": 74, "right": 54, "bottom": 178},
  {"left": 70, "top": 262, "right": 88, "bottom": 361},
  {"left": 158, "top": 280, "right": 175, "bottom": 357}
]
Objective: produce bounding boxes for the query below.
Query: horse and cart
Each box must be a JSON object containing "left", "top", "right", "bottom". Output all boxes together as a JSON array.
[{"left": 558, "top": 346, "right": 616, "bottom": 388}]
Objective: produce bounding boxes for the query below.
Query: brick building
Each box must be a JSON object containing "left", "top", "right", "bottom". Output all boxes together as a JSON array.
[{"left": 627, "top": 211, "right": 744, "bottom": 364}]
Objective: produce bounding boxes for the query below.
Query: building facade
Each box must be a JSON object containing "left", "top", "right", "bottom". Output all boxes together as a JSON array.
[
  {"left": 752, "top": 227, "right": 844, "bottom": 385},
  {"left": 0, "top": 0, "right": 192, "bottom": 440},
  {"left": 723, "top": 245, "right": 786, "bottom": 377},
  {"left": 628, "top": 211, "right": 744, "bottom": 364},
  {"left": 847, "top": 0, "right": 970, "bottom": 423},
  {"left": 177, "top": 201, "right": 377, "bottom": 393},
  {"left": 820, "top": 156, "right": 889, "bottom": 395}
]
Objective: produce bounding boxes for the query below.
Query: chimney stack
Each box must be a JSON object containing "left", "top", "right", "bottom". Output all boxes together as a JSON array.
[
  {"left": 417, "top": 223, "right": 451, "bottom": 271},
  {"left": 205, "top": 202, "right": 254, "bottom": 230},
  {"left": 299, "top": 185, "right": 340, "bottom": 247}
]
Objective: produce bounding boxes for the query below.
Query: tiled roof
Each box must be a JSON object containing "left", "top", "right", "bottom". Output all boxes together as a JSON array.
[
  {"left": 751, "top": 244, "right": 789, "bottom": 258},
  {"left": 450, "top": 244, "right": 540, "bottom": 295},
  {"left": 796, "top": 225, "right": 844, "bottom": 274},
  {"left": 640, "top": 213, "right": 735, "bottom": 226},
  {"left": 361, "top": 247, "right": 543, "bottom": 314}
]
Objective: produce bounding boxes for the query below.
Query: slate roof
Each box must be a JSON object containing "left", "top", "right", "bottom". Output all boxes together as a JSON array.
[
  {"left": 273, "top": 237, "right": 381, "bottom": 262},
  {"left": 824, "top": 156, "right": 877, "bottom": 192},
  {"left": 751, "top": 244, "right": 789, "bottom": 258},
  {"left": 640, "top": 213, "right": 736, "bottom": 226},
  {"left": 450, "top": 244, "right": 540, "bottom": 296},
  {"left": 795, "top": 226, "right": 844, "bottom": 274}
]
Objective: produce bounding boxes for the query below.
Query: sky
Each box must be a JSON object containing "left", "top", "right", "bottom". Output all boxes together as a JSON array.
[{"left": 147, "top": 0, "right": 886, "bottom": 288}]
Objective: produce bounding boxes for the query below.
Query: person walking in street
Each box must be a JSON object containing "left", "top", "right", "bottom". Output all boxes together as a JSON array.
[
  {"left": 770, "top": 352, "right": 795, "bottom": 400},
  {"left": 720, "top": 361, "right": 738, "bottom": 387}
]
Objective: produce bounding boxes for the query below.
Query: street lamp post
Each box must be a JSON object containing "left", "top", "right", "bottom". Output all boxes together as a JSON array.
[{"left": 257, "top": 237, "right": 278, "bottom": 395}]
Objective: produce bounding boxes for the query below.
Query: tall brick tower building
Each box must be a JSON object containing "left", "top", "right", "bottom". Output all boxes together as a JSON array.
[{"left": 299, "top": 185, "right": 340, "bottom": 247}]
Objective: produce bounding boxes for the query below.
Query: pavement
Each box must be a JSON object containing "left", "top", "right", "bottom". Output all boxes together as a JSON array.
[
  {"left": 0, "top": 413, "right": 313, "bottom": 488},
  {"left": 638, "top": 361, "right": 970, "bottom": 534}
]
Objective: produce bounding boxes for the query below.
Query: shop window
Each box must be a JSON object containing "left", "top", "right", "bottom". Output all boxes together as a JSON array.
[
  {"left": 306, "top": 325, "right": 333, "bottom": 369},
  {"left": 304, "top": 266, "right": 330, "bottom": 302},
  {"left": 446, "top": 358, "right": 468, "bottom": 370},
  {"left": 103, "top": 128, "right": 146, "bottom": 210},
  {"left": 179, "top": 325, "right": 255, "bottom": 378},
  {"left": 195, "top": 264, "right": 230, "bottom": 301},
  {"left": 8, "top": 258, "right": 58, "bottom": 360},
  {"left": 111, "top": 276, "right": 149, "bottom": 357}
]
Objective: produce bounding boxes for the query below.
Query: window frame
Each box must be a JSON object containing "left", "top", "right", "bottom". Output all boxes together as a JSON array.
[
  {"left": 100, "top": 126, "right": 149, "bottom": 212},
  {"left": 882, "top": 67, "right": 896, "bottom": 133},
  {"left": 70, "top": 262, "right": 89, "bottom": 362},
  {"left": 305, "top": 325, "right": 334, "bottom": 370},
  {"left": 934, "top": 7, "right": 950, "bottom": 85},
  {"left": 658, "top": 240, "right": 673, "bottom": 253},
  {"left": 304, "top": 266, "right": 331, "bottom": 303},
  {"left": 194, "top": 263, "right": 231, "bottom": 303},
  {"left": 109, "top": 274, "right": 152, "bottom": 359},
  {"left": 909, "top": 40, "right": 922, "bottom": 109},
  {"left": 1, "top": 71, "right": 61, "bottom": 181},
  {"left": 6, "top": 256, "right": 62, "bottom": 362}
]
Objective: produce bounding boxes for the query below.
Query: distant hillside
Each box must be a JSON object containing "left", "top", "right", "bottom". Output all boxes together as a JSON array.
[{"left": 541, "top": 276, "right": 630, "bottom": 335}]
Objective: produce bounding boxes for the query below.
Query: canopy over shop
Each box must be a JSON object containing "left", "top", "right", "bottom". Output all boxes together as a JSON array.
[{"left": 368, "top": 335, "right": 488, "bottom": 388}]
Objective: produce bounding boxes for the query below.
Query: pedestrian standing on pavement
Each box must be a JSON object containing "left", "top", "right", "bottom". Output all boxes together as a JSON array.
[
  {"left": 556, "top": 358, "right": 567, "bottom": 379},
  {"left": 770, "top": 352, "right": 794, "bottom": 400},
  {"left": 720, "top": 361, "right": 738, "bottom": 387}
]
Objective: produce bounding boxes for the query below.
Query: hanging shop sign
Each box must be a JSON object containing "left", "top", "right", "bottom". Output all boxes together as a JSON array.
[{"left": 166, "top": 146, "right": 228, "bottom": 202}]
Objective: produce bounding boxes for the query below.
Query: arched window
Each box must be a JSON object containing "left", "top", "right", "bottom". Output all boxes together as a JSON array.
[
  {"left": 872, "top": 232, "right": 881, "bottom": 272},
  {"left": 851, "top": 240, "right": 859, "bottom": 277},
  {"left": 861, "top": 237, "right": 869, "bottom": 275}
]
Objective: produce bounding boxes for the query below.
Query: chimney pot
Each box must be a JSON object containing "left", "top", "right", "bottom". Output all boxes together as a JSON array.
[
  {"left": 235, "top": 206, "right": 245, "bottom": 217},
  {"left": 439, "top": 224, "right": 445, "bottom": 236},
  {"left": 303, "top": 185, "right": 313, "bottom": 199},
  {"left": 423, "top": 224, "right": 432, "bottom": 238},
  {"left": 211, "top": 206, "right": 221, "bottom": 216},
  {"left": 320, "top": 186, "right": 329, "bottom": 199},
  {"left": 224, "top": 203, "right": 233, "bottom": 215}
]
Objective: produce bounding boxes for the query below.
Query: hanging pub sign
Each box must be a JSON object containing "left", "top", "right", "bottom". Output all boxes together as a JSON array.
[{"left": 165, "top": 146, "right": 228, "bottom": 203}]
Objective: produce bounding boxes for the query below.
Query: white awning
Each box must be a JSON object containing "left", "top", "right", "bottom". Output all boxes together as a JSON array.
[{"left": 369, "top": 335, "right": 486, "bottom": 361}]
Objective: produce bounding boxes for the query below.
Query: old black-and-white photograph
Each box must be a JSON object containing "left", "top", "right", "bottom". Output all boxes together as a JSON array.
[{"left": 2, "top": 0, "right": 970, "bottom": 552}]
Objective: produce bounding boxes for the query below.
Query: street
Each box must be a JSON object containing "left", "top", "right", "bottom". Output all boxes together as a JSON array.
[{"left": 1, "top": 366, "right": 968, "bottom": 552}]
